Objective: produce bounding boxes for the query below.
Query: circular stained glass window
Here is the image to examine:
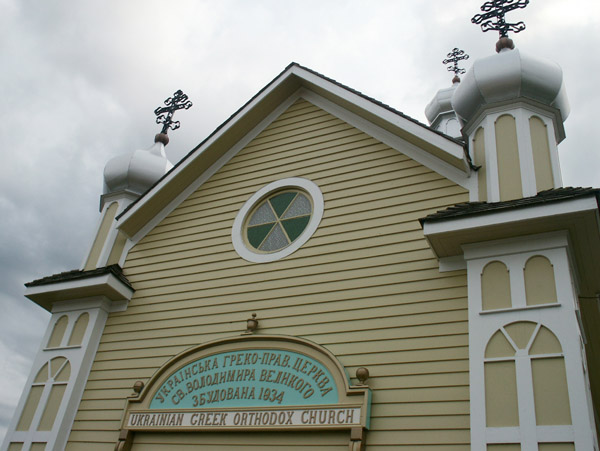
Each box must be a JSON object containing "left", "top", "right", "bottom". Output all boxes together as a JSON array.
[
  {"left": 246, "top": 190, "right": 312, "bottom": 252},
  {"left": 232, "top": 178, "right": 324, "bottom": 263}
]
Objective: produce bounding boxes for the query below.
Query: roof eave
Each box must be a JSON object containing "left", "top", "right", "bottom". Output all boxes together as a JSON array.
[
  {"left": 25, "top": 266, "right": 134, "bottom": 311},
  {"left": 117, "top": 63, "right": 468, "bottom": 238},
  {"left": 422, "top": 195, "right": 600, "bottom": 297}
]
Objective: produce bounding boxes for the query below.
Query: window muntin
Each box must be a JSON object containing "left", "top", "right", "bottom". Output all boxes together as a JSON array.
[
  {"left": 231, "top": 178, "right": 324, "bottom": 263},
  {"left": 245, "top": 190, "right": 312, "bottom": 253}
]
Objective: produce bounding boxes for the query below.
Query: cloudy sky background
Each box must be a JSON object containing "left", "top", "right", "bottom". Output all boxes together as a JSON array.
[{"left": 1, "top": 0, "right": 599, "bottom": 438}]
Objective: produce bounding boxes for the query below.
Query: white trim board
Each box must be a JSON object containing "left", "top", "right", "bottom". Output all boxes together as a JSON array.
[
  {"left": 123, "top": 87, "right": 473, "bottom": 248},
  {"left": 231, "top": 177, "right": 324, "bottom": 263},
  {"left": 300, "top": 89, "right": 473, "bottom": 191},
  {"left": 118, "top": 64, "right": 467, "bottom": 239},
  {"left": 423, "top": 196, "right": 598, "bottom": 237},
  {"left": 126, "top": 91, "right": 302, "bottom": 245}
]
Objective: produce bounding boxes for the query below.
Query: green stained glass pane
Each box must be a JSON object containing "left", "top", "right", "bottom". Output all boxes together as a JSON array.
[
  {"left": 247, "top": 223, "right": 275, "bottom": 249},
  {"left": 269, "top": 192, "right": 297, "bottom": 217},
  {"left": 281, "top": 216, "right": 311, "bottom": 242}
]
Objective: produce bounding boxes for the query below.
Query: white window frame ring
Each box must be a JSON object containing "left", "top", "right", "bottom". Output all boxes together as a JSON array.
[{"left": 232, "top": 177, "right": 324, "bottom": 263}]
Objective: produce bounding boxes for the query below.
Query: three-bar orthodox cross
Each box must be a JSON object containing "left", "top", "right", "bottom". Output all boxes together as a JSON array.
[
  {"left": 443, "top": 48, "right": 469, "bottom": 79},
  {"left": 154, "top": 90, "right": 193, "bottom": 134},
  {"left": 472, "top": 0, "right": 529, "bottom": 38}
]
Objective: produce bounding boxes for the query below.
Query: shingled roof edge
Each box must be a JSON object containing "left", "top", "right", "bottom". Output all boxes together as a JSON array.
[
  {"left": 117, "top": 62, "right": 462, "bottom": 221},
  {"left": 419, "top": 187, "right": 600, "bottom": 226}
]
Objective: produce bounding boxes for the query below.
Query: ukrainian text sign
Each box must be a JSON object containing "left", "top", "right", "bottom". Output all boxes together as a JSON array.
[
  {"left": 119, "top": 337, "right": 371, "bottom": 438},
  {"left": 150, "top": 349, "right": 338, "bottom": 409}
]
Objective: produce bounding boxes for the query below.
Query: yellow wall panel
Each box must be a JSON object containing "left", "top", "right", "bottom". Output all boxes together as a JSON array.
[
  {"left": 84, "top": 202, "right": 118, "bottom": 271},
  {"left": 474, "top": 127, "right": 487, "bottom": 201},
  {"left": 485, "top": 361, "right": 519, "bottom": 427},
  {"left": 538, "top": 444, "right": 574, "bottom": 451},
  {"left": 529, "top": 116, "right": 554, "bottom": 192},
  {"left": 487, "top": 445, "right": 521, "bottom": 451},
  {"left": 68, "top": 98, "right": 470, "bottom": 448},
  {"left": 495, "top": 114, "right": 523, "bottom": 201},
  {"left": 532, "top": 357, "right": 572, "bottom": 425},
  {"left": 481, "top": 261, "right": 511, "bottom": 310},
  {"left": 524, "top": 256, "right": 558, "bottom": 306},
  {"left": 46, "top": 315, "right": 68, "bottom": 348}
]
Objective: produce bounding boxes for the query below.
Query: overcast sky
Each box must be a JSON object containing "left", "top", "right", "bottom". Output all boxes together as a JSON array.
[{"left": 1, "top": 0, "right": 599, "bottom": 439}]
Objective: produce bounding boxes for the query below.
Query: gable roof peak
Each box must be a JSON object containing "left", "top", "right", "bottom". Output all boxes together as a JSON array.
[{"left": 116, "top": 63, "right": 470, "bottom": 239}]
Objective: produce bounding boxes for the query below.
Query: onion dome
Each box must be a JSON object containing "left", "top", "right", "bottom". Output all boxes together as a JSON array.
[
  {"left": 452, "top": 46, "right": 570, "bottom": 126},
  {"left": 425, "top": 82, "right": 456, "bottom": 125},
  {"left": 103, "top": 134, "right": 173, "bottom": 196},
  {"left": 425, "top": 48, "right": 469, "bottom": 139},
  {"left": 425, "top": 81, "right": 461, "bottom": 138}
]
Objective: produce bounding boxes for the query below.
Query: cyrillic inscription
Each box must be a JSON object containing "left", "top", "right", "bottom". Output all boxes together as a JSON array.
[{"left": 150, "top": 349, "right": 337, "bottom": 409}]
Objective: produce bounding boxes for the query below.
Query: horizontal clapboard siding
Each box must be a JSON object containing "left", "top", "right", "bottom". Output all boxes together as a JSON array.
[{"left": 67, "top": 98, "right": 470, "bottom": 449}]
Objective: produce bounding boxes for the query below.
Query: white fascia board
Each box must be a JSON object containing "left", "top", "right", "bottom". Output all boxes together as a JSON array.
[
  {"left": 25, "top": 273, "right": 134, "bottom": 305},
  {"left": 423, "top": 196, "right": 598, "bottom": 237},
  {"left": 462, "top": 230, "right": 570, "bottom": 261},
  {"left": 126, "top": 91, "right": 302, "bottom": 245},
  {"left": 300, "top": 89, "right": 472, "bottom": 190},
  {"left": 438, "top": 255, "right": 467, "bottom": 272},
  {"left": 119, "top": 64, "right": 466, "bottom": 230},
  {"left": 117, "top": 67, "right": 300, "bottom": 228},
  {"left": 290, "top": 66, "right": 466, "bottom": 164}
]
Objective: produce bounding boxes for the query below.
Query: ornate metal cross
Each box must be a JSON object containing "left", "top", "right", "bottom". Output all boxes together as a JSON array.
[
  {"left": 472, "top": 0, "right": 529, "bottom": 38},
  {"left": 443, "top": 48, "right": 469, "bottom": 77},
  {"left": 154, "top": 90, "right": 193, "bottom": 134}
]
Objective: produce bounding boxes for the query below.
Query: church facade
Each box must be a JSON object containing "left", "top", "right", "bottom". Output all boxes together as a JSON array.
[{"left": 3, "top": 35, "right": 600, "bottom": 451}]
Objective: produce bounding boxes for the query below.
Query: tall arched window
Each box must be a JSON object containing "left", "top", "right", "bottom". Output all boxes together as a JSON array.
[
  {"left": 67, "top": 312, "right": 89, "bottom": 346},
  {"left": 484, "top": 322, "right": 573, "bottom": 448},
  {"left": 524, "top": 255, "right": 558, "bottom": 306},
  {"left": 15, "top": 357, "right": 71, "bottom": 435},
  {"left": 46, "top": 315, "right": 68, "bottom": 348},
  {"left": 481, "top": 261, "right": 512, "bottom": 310}
]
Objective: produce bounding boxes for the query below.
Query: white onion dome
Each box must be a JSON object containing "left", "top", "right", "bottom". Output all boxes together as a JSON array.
[
  {"left": 103, "top": 134, "right": 173, "bottom": 196},
  {"left": 425, "top": 80, "right": 458, "bottom": 125},
  {"left": 451, "top": 46, "right": 570, "bottom": 126}
]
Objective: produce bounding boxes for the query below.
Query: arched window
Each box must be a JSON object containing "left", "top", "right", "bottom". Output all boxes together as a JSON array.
[
  {"left": 481, "top": 261, "right": 511, "bottom": 310},
  {"left": 524, "top": 256, "right": 558, "bottom": 306},
  {"left": 67, "top": 312, "right": 89, "bottom": 346},
  {"left": 46, "top": 315, "right": 68, "bottom": 348},
  {"left": 484, "top": 322, "right": 573, "bottom": 448},
  {"left": 16, "top": 357, "right": 71, "bottom": 434}
]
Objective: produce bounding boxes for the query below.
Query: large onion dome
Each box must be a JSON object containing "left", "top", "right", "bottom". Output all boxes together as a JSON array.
[{"left": 452, "top": 46, "right": 570, "bottom": 126}]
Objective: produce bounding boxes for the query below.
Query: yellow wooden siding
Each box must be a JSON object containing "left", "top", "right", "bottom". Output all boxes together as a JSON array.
[
  {"left": 130, "top": 431, "right": 350, "bottom": 450},
  {"left": 67, "top": 98, "right": 470, "bottom": 449}
]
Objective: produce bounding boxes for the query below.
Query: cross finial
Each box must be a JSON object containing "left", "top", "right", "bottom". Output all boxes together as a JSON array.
[
  {"left": 472, "top": 0, "right": 529, "bottom": 50},
  {"left": 154, "top": 90, "right": 193, "bottom": 135},
  {"left": 443, "top": 48, "right": 469, "bottom": 83}
]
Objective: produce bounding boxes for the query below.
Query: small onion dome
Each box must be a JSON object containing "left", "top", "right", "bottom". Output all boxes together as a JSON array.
[
  {"left": 425, "top": 81, "right": 459, "bottom": 126},
  {"left": 103, "top": 136, "right": 173, "bottom": 196},
  {"left": 452, "top": 47, "right": 570, "bottom": 126}
]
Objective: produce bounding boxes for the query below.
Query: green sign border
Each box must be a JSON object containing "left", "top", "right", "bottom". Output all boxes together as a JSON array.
[{"left": 119, "top": 335, "right": 371, "bottom": 436}]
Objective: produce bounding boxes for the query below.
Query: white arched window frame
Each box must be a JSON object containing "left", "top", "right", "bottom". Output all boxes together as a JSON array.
[
  {"left": 464, "top": 232, "right": 598, "bottom": 451},
  {"left": 3, "top": 301, "right": 112, "bottom": 451},
  {"left": 483, "top": 321, "right": 573, "bottom": 448}
]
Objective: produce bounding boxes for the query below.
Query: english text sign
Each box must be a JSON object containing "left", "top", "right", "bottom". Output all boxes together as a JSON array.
[{"left": 127, "top": 407, "right": 362, "bottom": 431}]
